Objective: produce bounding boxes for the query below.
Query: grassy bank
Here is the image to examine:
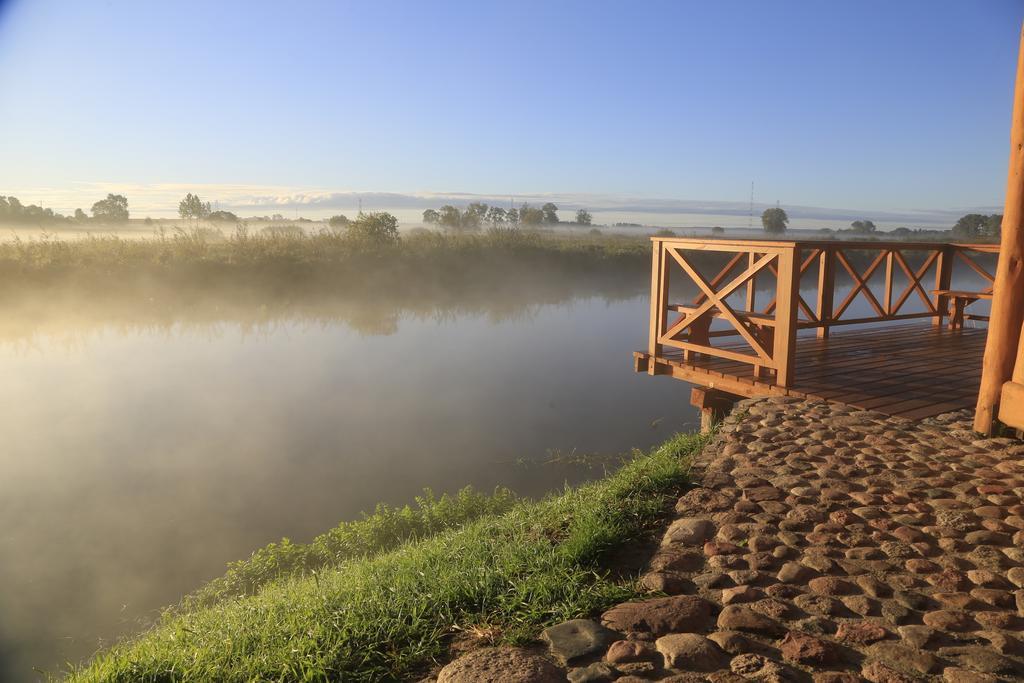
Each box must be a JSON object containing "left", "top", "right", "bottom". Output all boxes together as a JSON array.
[{"left": 70, "top": 433, "right": 704, "bottom": 682}]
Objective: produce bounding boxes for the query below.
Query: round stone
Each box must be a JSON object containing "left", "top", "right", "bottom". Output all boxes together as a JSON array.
[
  {"left": 541, "top": 619, "right": 620, "bottom": 664},
  {"left": 779, "top": 630, "right": 839, "bottom": 665},
  {"left": 663, "top": 518, "right": 716, "bottom": 546},
  {"left": 605, "top": 640, "right": 656, "bottom": 664},
  {"left": 438, "top": 647, "right": 563, "bottom": 683},
  {"left": 601, "top": 595, "right": 714, "bottom": 637},
  {"left": 836, "top": 621, "right": 889, "bottom": 644},
  {"left": 921, "top": 610, "right": 976, "bottom": 632},
  {"left": 655, "top": 633, "right": 729, "bottom": 671}
]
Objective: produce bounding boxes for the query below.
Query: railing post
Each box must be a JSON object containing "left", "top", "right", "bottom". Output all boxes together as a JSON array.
[
  {"left": 648, "top": 240, "right": 666, "bottom": 372},
  {"left": 884, "top": 250, "right": 895, "bottom": 315},
  {"left": 816, "top": 247, "right": 834, "bottom": 338},
  {"left": 773, "top": 245, "right": 800, "bottom": 387},
  {"left": 933, "top": 245, "right": 954, "bottom": 327}
]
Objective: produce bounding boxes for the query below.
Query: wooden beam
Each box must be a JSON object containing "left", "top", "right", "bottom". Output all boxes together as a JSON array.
[{"left": 976, "top": 22, "right": 1024, "bottom": 434}]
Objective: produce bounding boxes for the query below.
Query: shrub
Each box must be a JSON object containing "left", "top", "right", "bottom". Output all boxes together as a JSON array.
[{"left": 346, "top": 212, "right": 400, "bottom": 246}]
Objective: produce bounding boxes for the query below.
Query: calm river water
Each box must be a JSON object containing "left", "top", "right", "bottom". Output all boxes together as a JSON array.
[{"left": 0, "top": 291, "right": 698, "bottom": 680}]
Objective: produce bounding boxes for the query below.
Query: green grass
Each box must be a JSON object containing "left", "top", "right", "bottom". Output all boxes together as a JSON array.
[
  {"left": 182, "top": 486, "right": 522, "bottom": 610},
  {"left": 70, "top": 433, "right": 704, "bottom": 682}
]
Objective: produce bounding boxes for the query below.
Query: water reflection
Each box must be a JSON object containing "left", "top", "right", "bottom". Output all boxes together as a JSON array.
[{"left": 0, "top": 282, "right": 702, "bottom": 681}]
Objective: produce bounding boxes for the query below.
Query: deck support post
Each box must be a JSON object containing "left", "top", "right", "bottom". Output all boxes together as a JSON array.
[
  {"left": 690, "top": 387, "right": 736, "bottom": 434},
  {"left": 975, "top": 22, "right": 1024, "bottom": 435}
]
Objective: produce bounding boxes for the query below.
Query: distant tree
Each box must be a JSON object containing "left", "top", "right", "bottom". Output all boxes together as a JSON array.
[
  {"left": 438, "top": 205, "right": 461, "bottom": 230},
  {"left": 850, "top": 220, "right": 877, "bottom": 234},
  {"left": 952, "top": 213, "right": 988, "bottom": 239},
  {"left": 985, "top": 214, "right": 1003, "bottom": 239},
  {"left": 421, "top": 209, "right": 439, "bottom": 225},
  {"left": 519, "top": 203, "right": 545, "bottom": 226},
  {"left": 761, "top": 207, "right": 788, "bottom": 234},
  {"left": 541, "top": 202, "right": 559, "bottom": 224},
  {"left": 891, "top": 227, "right": 913, "bottom": 238},
  {"left": 575, "top": 209, "right": 592, "bottom": 225},
  {"left": 91, "top": 193, "right": 129, "bottom": 222},
  {"left": 466, "top": 202, "right": 489, "bottom": 221},
  {"left": 74, "top": 208, "right": 88, "bottom": 221},
  {"left": 328, "top": 214, "right": 351, "bottom": 228},
  {"left": 208, "top": 210, "right": 239, "bottom": 222},
  {"left": 178, "top": 193, "right": 210, "bottom": 221},
  {"left": 460, "top": 204, "right": 483, "bottom": 231},
  {"left": 711, "top": 226, "right": 725, "bottom": 235},
  {"left": 653, "top": 228, "right": 677, "bottom": 237},
  {"left": 506, "top": 206, "right": 520, "bottom": 225},
  {"left": 485, "top": 206, "right": 507, "bottom": 226},
  {"left": 588, "top": 228, "right": 603, "bottom": 236},
  {"left": 347, "top": 211, "right": 400, "bottom": 245}
]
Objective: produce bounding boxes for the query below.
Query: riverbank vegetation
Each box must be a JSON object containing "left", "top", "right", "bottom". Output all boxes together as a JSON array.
[
  {"left": 0, "top": 223, "right": 656, "bottom": 343},
  {"left": 70, "top": 433, "right": 704, "bottom": 682},
  {"left": 0, "top": 221, "right": 650, "bottom": 304}
]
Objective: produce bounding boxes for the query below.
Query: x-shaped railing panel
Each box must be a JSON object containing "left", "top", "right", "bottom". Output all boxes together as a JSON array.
[
  {"left": 833, "top": 250, "right": 889, "bottom": 319},
  {"left": 889, "top": 250, "right": 940, "bottom": 315},
  {"left": 660, "top": 248, "right": 777, "bottom": 363}
]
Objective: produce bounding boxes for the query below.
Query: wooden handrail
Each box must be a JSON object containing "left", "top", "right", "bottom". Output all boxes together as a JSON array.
[{"left": 650, "top": 236, "right": 1000, "bottom": 251}]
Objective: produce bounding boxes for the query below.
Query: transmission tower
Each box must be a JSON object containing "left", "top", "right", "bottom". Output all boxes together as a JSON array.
[{"left": 748, "top": 181, "right": 754, "bottom": 229}]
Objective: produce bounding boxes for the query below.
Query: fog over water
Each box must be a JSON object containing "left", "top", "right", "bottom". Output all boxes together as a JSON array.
[{"left": 0, "top": 286, "right": 702, "bottom": 681}]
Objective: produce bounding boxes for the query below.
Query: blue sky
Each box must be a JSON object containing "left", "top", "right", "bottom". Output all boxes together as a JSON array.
[{"left": 0, "top": 0, "right": 1022, "bottom": 223}]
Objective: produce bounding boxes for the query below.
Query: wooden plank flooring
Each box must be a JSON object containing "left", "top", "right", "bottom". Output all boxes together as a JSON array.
[{"left": 639, "top": 322, "right": 987, "bottom": 420}]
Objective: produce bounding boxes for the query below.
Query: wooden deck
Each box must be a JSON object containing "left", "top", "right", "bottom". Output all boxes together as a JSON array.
[
  {"left": 636, "top": 322, "right": 987, "bottom": 420},
  {"left": 636, "top": 238, "right": 998, "bottom": 423}
]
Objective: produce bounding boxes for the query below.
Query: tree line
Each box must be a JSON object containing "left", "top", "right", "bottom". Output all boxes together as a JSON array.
[
  {"left": 418, "top": 202, "right": 592, "bottom": 231},
  {"left": 0, "top": 191, "right": 1005, "bottom": 241},
  {"left": 758, "top": 206, "right": 1003, "bottom": 240},
  {"left": 0, "top": 193, "right": 130, "bottom": 224}
]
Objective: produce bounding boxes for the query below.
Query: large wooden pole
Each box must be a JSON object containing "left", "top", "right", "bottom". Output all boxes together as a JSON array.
[{"left": 974, "top": 22, "right": 1024, "bottom": 434}]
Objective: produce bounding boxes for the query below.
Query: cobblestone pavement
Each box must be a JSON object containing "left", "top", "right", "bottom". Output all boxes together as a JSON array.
[{"left": 435, "top": 398, "right": 1024, "bottom": 682}]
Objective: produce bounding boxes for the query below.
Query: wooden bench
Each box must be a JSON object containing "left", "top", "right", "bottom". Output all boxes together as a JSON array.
[{"left": 933, "top": 289, "right": 993, "bottom": 329}]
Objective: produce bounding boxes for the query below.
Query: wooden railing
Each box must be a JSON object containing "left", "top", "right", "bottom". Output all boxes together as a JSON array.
[{"left": 648, "top": 238, "right": 999, "bottom": 388}]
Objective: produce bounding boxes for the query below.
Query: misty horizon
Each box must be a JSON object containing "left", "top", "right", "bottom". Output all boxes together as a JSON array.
[{"left": 0, "top": 184, "right": 1003, "bottom": 231}]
